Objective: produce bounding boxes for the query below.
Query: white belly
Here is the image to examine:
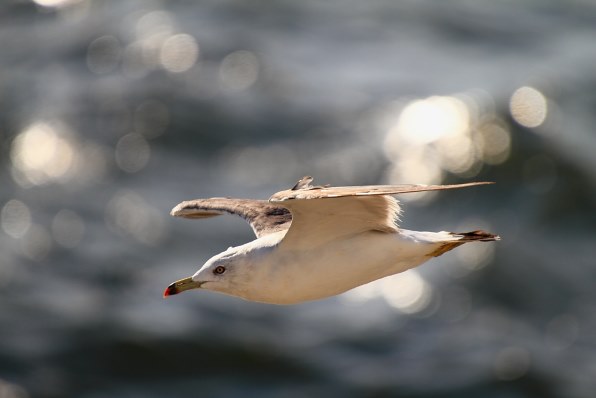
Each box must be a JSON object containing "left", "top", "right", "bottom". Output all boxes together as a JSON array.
[{"left": 243, "top": 230, "right": 440, "bottom": 304}]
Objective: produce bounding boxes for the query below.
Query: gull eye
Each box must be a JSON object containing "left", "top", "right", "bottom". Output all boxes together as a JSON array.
[{"left": 213, "top": 266, "right": 226, "bottom": 275}]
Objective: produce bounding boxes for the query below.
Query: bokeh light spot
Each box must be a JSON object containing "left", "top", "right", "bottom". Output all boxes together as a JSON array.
[
  {"left": 221, "top": 144, "right": 299, "bottom": 186},
  {"left": 478, "top": 123, "right": 511, "bottom": 165},
  {"left": 219, "top": 50, "right": 259, "bottom": 91},
  {"left": 1, "top": 200, "right": 32, "bottom": 239},
  {"left": 123, "top": 10, "right": 181, "bottom": 76},
  {"left": 381, "top": 270, "right": 432, "bottom": 314},
  {"left": 385, "top": 148, "right": 442, "bottom": 202},
  {"left": 115, "top": 133, "right": 151, "bottom": 173},
  {"left": 343, "top": 270, "right": 432, "bottom": 315},
  {"left": 10, "top": 122, "right": 75, "bottom": 187},
  {"left": 393, "top": 96, "right": 469, "bottom": 145},
  {"left": 33, "top": 0, "right": 81, "bottom": 8},
  {"left": 436, "top": 133, "right": 476, "bottom": 174},
  {"left": 105, "top": 190, "right": 166, "bottom": 246},
  {"left": 21, "top": 224, "right": 52, "bottom": 261},
  {"left": 510, "top": 86, "right": 548, "bottom": 128},
  {"left": 382, "top": 91, "right": 511, "bottom": 192},
  {"left": 342, "top": 279, "right": 382, "bottom": 303},
  {"left": 135, "top": 10, "right": 174, "bottom": 39},
  {"left": 455, "top": 236, "right": 495, "bottom": 271},
  {"left": 87, "top": 35, "right": 121, "bottom": 74},
  {"left": 70, "top": 142, "right": 109, "bottom": 185},
  {"left": 122, "top": 11, "right": 198, "bottom": 78},
  {"left": 51, "top": 209, "right": 85, "bottom": 249},
  {"left": 160, "top": 34, "right": 199, "bottom": 73}
]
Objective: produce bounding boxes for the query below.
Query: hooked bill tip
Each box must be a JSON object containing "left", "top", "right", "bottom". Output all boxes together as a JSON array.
[{"left": 163, "top": 283, "right": 178, "bottom": 298}]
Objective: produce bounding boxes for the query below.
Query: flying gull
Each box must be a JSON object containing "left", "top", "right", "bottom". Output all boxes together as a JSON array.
[{"left": 164, "top": 176, "right": 499, "bottom": 304}]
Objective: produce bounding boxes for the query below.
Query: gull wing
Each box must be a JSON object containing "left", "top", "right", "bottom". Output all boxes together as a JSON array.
[
  {"left": 171, "top": 198, "right": 291, "bottom": 238},
  {"left": 270, "top": 180, "right": 494, "bottom": 201},
  {"left": 269, "top": 177, "right": 494, "bottom": 250}
]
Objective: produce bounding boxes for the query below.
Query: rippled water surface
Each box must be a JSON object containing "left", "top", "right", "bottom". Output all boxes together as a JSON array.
[{"left": 1, "top": 1, "right": 596, "bottom": 397}]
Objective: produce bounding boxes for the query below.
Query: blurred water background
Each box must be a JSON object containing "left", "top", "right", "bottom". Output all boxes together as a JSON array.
[{"left": 1, "top": 0, "right": 596, "bottom": 397}]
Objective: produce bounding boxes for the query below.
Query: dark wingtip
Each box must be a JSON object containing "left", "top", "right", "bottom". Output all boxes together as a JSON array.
[
  {"left": 456, "top": 230, "right": 501, "bottom": 242},
  {"left": 163, "top": 283, "right": 178, "bottom": 298}
]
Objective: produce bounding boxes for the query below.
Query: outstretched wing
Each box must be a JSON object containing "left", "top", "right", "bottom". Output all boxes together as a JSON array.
[
  {"left": 171, "top": 198, "right": 291, "bottom": 238},
  {"left": 270, "top": 180, "right": 494, "bottom": 201},
  {"left": 269, "top": 177, "right": 494, "bottom": 250}
]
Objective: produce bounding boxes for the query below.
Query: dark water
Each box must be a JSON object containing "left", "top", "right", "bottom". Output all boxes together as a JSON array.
[{"left": 1, "top": 1, "right": 596, "bottom": 397}]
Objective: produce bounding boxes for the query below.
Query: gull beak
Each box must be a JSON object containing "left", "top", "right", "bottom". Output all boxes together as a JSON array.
[{"left": 163, "top": 277, "right": 202, "bottom": 298}]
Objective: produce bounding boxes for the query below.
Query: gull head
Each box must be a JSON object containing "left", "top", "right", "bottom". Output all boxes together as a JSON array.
[{"left": 163, "top": 247, "right": 251, "bottom": 298}]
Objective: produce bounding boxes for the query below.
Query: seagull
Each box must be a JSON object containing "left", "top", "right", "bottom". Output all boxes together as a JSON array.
[{"left": 164, "top": 176, "right": 499, "bottom": 304}]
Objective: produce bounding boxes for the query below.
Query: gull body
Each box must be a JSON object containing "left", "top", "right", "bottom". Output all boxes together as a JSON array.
[
  {"left": 196, "top": 229, "right": 459, "bottom": 304},
  {"left": 165, "top": 177, "right": 499, "bottom": 304}
]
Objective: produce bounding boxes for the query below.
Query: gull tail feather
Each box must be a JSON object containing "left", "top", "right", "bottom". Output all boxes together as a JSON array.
[{"left": 428, "top": 230, "right": 500, "bottom": 257}]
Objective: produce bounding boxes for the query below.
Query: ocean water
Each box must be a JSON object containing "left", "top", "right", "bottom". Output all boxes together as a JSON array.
[{"left": 1, "top": 1, "right": 596, "bottom": 397}]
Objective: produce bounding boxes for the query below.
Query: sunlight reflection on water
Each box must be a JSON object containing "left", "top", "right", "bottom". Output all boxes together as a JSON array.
[
  {"left": 382, "top": 92, "right": 511, "bottom": 201},
  {"left": 1, "top": 200, "right": 32, "bottom": 239},
  {"left": 33, "top": 0, "right": 81, "bottom": 8},
  {"left": 20, "top": 224, "right": 52, "bottom": 261},
  {"left": 104, "top": 190, "right": 167, "bottom": 246},
  {"left": 160, "top": 34, "right": 199, "bottom": 73},
  {"left": 343, "top": 269, "right": 433, "bottom": 315},
  {"left": 10, "top": 122, "right": 75, "bottom": 187},
  {"left": 117, "top": 9, "right": 199, "bottom": 78},
  {"left": 219, "top": 50, "right": 260, "bottom": 91},
  {"left": 510, "top": 86, "right": 548, "bottom": 129},
  {"left": 115, "top": 133, "right": 151, "bottom": 173},
  {"left": 87, "top": 36, "right": 122, "bottom": 75},
  {"left": 10, "top": 122, "right": 109, "bottom": 187}
]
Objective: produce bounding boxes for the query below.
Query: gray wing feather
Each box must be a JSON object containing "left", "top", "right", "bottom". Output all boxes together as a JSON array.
[{"left": 171, "top": 198, "right": 291, "bottom": 238}]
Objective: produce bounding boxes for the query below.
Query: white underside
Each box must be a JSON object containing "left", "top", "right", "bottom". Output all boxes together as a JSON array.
[{"left": 228, "top": 229, "right": 454, "bottom": 304}]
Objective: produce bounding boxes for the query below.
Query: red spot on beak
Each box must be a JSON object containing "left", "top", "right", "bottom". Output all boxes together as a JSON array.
[{"left": 163, "top": 283, "right": 178, "bottom": 298}]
